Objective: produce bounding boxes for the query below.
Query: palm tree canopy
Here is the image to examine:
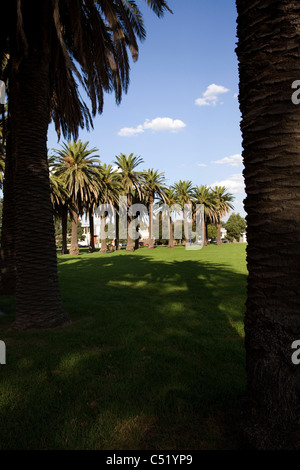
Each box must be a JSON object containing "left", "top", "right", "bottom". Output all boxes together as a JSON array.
[
  {"left": 0, "top": 1, "right": 171, "bottom": 140},
  {"left": 193, "top": 185, "right": 217, "bottom": 223},
  {"left": 172, "top": 180, "right": 195, "bottom": 208},
  {"left": 142, "top": 168, "right": 168, "bottom": 203},
  {"left": 49, "top": 171, "right": 69, "bottom": 214},
  {"left": 52, "top": 139, "right": 101, "bottom": 213},
  {"left": 211, "top": 186, "right": 234, "bottom": 221},
  {"left": 114, "top": 153, "right": 144, "bottom": 197},
  {"left": 97, "top": 163, "right": 121, "bottom": 206}
]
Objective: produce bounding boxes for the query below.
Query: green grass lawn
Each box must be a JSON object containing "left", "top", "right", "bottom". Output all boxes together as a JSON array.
[{"left": 0, "top": 243, "right": 248, "bottom": 450}]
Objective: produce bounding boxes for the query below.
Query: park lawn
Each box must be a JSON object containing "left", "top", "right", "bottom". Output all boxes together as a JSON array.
[{"left": 0, "top": 243, "right": 248, "bottom": 450}]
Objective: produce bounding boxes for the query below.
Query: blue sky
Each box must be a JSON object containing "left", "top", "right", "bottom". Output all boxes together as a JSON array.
[{"left": 47, "top": 0, "right": 245, "bottom": 218}]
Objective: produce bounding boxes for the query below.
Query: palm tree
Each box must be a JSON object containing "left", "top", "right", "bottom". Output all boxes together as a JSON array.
[
  {"left": 53, "top": 140, "right": 101, "bottom": 256},
  {"left": 97, "top": 164, "right": 121, "bottom": 254},
  {"left": 114, "top": 153, "right": 144, "bottom": 251},
  {"left": 235, "top": 1, "right": 300, "bottom": 448},
  {"left": 49, "top": 168, "right": 70, "bottom": 254},
  {"left": 172, "top": 180, "right": 195, "bottom": 244},
  {"left": 142, "top": 169, "right": 167, "bottom": 249},
  {"left": 0, "top": 1, "right": 171, "bottom": 329},
  {"left": 211, "top": 186, "right": 234, "bottom": 245},
  {"left": 193, "top": 185, "right": 217, "bottom": 246},
  {"left": 162, "top": 188, "right": 178, "bottom": 249}
]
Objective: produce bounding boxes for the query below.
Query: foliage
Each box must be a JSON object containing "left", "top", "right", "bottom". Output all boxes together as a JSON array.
[
  {"left": 225, "top": 213, "right": 246, "bottom": 242},
  {"left": 52, "top": 139, "right": 101, "bottom": 213},
  {"left": 207, "top": 224, "right": 217, "bottom": 239}
]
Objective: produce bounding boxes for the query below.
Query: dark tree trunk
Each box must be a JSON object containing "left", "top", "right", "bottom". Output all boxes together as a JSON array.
[
  {"left": 70, "top": 208, "right": 79, "bottom": 256},
  {"left": 217, "top": 221, "right": 222, "bottom": 245},
  {"left": 61, "top": 206, "right": 68, "bottom": 255},
  {"left": 0, "top": 96, "right": 16, "bottom": 294},
  {"left": 135, "top": 224, "right": 140, "bottom": 250},
  {"left": 115, "top": 210, "right": 120, "bottom": 250},
  {"left": 148, "top": 193, "right": 155, "bottom": 249},
  {"left": 168, "top": 216, "right": 174, "bottom": 249},
  {"left": 236, "top": 0, "right": 300, "bottom": 449},
  {"left": 89, "top": 208, "right": 95, "bottom": 252},
  {"left": 203, "top": 217, "right": 208, "bottom": 246},
  {"left": 183, "top": 208, "right": 190, "bottom": 244},
  {"left": 126, "top": 192, "right": 135, "bottom": 252},
  {"left": 11, "top": 51, "right": 69, "bottom": 329},
  {"left": 100, "top": 215, "right": 107, "bottom": 253}
]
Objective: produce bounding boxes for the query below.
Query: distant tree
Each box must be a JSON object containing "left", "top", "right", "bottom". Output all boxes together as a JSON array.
[
  {"left": 142, "top": 169, "right": 167, "bottom": 249},
  {"left": 114, "top": 153, "right": 144, "bottom": 252},
  {"left": 53, "top": 140, "right": 101, "bottom": 255},
  {"left": 211, "top": 186, "right": 234, "bottom": 245},
  {"left": 207, "top": 224, "right": 217, "bottom": 240},
  {"left": 172, "top": 180, "right": 194, "bottom": 243},
  {"left": 224, "top": 213, "right": 246, "bottom": 242},
  {"left": 193, "top": 185, "right": 217, "bottom": 245}
]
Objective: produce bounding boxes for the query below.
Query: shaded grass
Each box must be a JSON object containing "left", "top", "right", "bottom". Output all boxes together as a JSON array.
[{"left": 0, "top": 244, "right": 247, "bottom": 449}]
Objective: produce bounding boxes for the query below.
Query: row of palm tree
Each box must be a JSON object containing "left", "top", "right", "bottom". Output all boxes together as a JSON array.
[{"left": 49, "top": 140, "right": 235, "bottom": 254}]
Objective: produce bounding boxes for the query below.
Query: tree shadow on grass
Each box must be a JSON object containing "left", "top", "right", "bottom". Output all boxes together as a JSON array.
[{"left": 0, "top": 248, "right": 247, "bottom": 450}]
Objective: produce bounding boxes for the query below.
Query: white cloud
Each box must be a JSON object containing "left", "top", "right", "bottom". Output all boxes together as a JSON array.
[
  {"left": 195, "top": 84, "right": 230, "bottom": 107},
  {"left": 118, "top": 125, "right": 144, "bottom": 137},
  {"left": 197, "top": 163, "right": 207, "bottom": 167},
  {"left": 143, "top": 117, "right": 186, "bottom": 132},
  {"left": 213, "top": 154, "right": 243, "bottom": 167},
  {"left": 118, "top": 117, "right": 186, "bottom": 136},
  {"left": 233, "top": 93, "right": 238, "bottom": 99},
  {"left": 210, "top": 173, "right": 245, "bottom": 195}
]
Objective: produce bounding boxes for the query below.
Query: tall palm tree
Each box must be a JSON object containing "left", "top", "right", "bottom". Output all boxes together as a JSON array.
[
  {"left": 97, "top": 164, "right": 121, "bottom": 254},
  {"left": 162, "top": 187, "right": 178, "bottom": 249},
  {"left": 114, "top": 153, "right": 144, "bottom": 251},
  {"left": 193, "top": 185, "right": 217, "bottom": 246},
  {"left": 211, "top": 186, "right": 234, "bottom": 245},
  {"left": 49, "top": 168, "right": 70, "bottom": 254},
  {"left": 0, "top": 1, "right": 171, "bottom": 329},
  {"left": 142, "top": 169, "right": 167, "bottom": 249},
  {"left": 53, "top": 140, "right": 101, "bottom": 256},
  {"left": 236, "top": 0, "right": 300, "bottom": 449},
  {"left": 172, "top": 180, "right": 195, "bottom": 244}
]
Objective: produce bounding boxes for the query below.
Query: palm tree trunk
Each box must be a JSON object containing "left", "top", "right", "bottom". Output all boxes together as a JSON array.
[
  {"left": 89, "top": 208, "right": 95, "bottom": 252},
  {"left": 236, "top": 0, "right": 300, "bottom": 449},
  {"left": 217, "top": 221, "right": 222, "bottom": 245},
  {"left": 0, "top": 100, "right": 16, "bottom": 294},
  {"left": 126, "top": 192, "right": 135, "bottom": 252},
  {"left": 183, "top": 209, "right": 190, "bottom": 244},
  {"left": 148, "top": 193, "right": 155, "bottom": 249},
  {"left": 100, "top": 215, "right": 107, "bottom": 253},
  {"left": 61, "top": 206, "right": 68, "bottom": 254},
  {"left": 135, "top": 224, "right": 140, "bottom": 250},
  {"left": 70, "top": 209, "right": 79, "bottom": 256},
  {"left": 203, "top": 217, "right": 208, "bottom": 246},
  {"left": 168, "top": 217, "right": 174, "bottom": 249},
  {"left": 115, "top": 210, "right": 120, "bottom": 250},
  {"left": 11, "top": 51, "right": 69, "bottom": 329}
]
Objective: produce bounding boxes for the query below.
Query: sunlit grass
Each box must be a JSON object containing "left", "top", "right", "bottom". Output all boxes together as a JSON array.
[{"left": 0, "top": 243, "right": 247, "bottom": 449}]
